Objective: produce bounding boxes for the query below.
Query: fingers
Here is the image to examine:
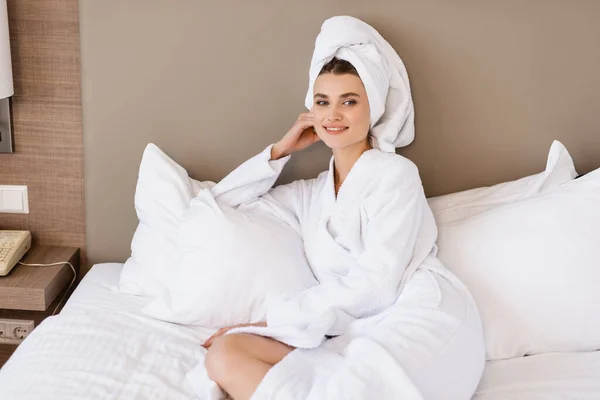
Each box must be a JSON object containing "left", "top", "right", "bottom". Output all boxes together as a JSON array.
[
  {"left": 296, "top": 112, "right": 316, "bottom": 134},
  {"left": 297, "top": 112, "right": 314, "bottom": 121},
  {"left": 299, "top": 120, "right": 315, "bottom": 130},
  {"left": 202, "top": 327, "right": 228, "bottom": 348},
  {"left": 299, "top": 113, "right": 316, "bottom": 127},
  {"left": 202, "top": 335, "right": 214, "bottom": 349}
]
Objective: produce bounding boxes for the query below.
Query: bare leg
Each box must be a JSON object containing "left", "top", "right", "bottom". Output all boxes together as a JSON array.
[{"left": 205, "top": 333, "right": 294, "bottom": 400}]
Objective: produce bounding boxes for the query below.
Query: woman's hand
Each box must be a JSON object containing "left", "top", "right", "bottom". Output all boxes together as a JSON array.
[
  {"left": 271, "top": 112, "right": 321, "bottom": 160},
  {"left": 202, "top": 321, "right": 267, "bottom": 348}
]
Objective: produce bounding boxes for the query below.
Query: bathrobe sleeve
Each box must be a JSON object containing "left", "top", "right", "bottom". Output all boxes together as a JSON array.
[
  {"left": 265, "top": 163, "right": 429, "bottom": 335},
  {"left": 210, "top": 143, "right": 310, "bottom": 233}
]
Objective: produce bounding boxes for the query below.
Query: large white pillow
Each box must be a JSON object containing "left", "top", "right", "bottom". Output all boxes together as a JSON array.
[
  {"left": 117, "top": 144, "right": 213, "bottom": 296},
  {"left": 142, "top": 189, "right": 318, "bottom": 327},
  {"left": 437, "top": 167, "right": 600, "bottom": 361},
  {"left": 427, "top": 141, "right": 576, "bottom": 224},
  {"left": 120, "top": 140, "right": 573, "bottom": 298}
]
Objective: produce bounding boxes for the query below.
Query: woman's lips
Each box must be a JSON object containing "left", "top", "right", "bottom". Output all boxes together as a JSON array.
[{"left": 324, "top": 126, "right": 348, "bottom": 135}]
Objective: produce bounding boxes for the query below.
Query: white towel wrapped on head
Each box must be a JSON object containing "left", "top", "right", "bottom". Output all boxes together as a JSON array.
[{"left": 304, "top": 15, "right": 415, "bottom": 152}]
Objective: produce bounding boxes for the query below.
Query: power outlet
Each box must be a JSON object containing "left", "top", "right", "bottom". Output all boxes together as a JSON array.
[{"left": 0, "top": 318, "right": 34, "bottom": 344}]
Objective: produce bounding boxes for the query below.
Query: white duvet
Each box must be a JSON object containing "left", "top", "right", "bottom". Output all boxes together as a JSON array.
[
  {"left": 0, "top": 311, "right": 208, "bottom": 399},
  {"left": 0, "top": 263, "right": 210, "bottom": 400},
  {"left": 3, "top": 309, "right": 600, "bottom": 400},
  {"left": 1, "top": 263, "right": 599, "bottom": 400}
]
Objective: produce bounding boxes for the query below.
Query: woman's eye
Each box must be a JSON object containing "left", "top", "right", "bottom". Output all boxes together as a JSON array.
[
  {"left": 344, "top": 100, "right": 356, "bottom": 106},
  {"left": 316, "top": 100, "right": 328, "bottom": 106}
]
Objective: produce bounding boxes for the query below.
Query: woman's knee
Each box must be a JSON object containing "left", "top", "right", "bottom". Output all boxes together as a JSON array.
[{"left": 205, "top": 334, "right": 244, "bottom": 383}]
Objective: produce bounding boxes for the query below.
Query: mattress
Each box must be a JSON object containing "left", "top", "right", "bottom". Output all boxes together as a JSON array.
[{"left": 0, "top": 263, "right": 598, "bottom": 399}]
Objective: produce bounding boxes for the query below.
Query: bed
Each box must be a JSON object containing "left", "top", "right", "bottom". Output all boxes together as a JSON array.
[{"left": 0, "top": 263, "right": 598, "bottom": 399}]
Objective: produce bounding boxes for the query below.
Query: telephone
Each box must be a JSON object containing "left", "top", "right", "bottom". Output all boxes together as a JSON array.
[{"left": 0, "top": 230, "right": 32, "bottom": 276}]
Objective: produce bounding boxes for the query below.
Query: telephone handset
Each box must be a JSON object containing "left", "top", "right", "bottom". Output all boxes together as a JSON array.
[{"left": 0, "top": 230, "right": 32, "bottom": 276}]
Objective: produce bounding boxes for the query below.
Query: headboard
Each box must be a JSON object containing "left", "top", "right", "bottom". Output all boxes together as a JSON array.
[{"left": 79, "top": 1, "right": 600, "bottom": 267}]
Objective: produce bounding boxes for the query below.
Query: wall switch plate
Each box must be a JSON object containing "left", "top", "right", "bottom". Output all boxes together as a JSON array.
[
  {"left": 0, "top": 185, "right": 28, "bottom": 214},
  {"left": 0, "top": 97, "right": 14, "bottom": 154},
  {"left": 0, "top": 318, "right": 34, "bottom": 344}
]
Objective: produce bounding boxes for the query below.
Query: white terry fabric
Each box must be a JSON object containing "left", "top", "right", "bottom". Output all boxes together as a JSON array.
[
  {"left": 142, "top": 189, "right": 318, "bottom": 327},
  {"left": 305, "top": 16, "right": 414, "bottom": 152},
  {"left": 211, "top": 144, "right": 440, "bottom": 344},
  {"left": 437, "top": 167, "right": 600, "bottom": 361},
  {"left": 187, "top": 269, "right": 484, "bottom": 400},
  {"left": 186, "top": 144, "right": 485, "bottom": 399}
]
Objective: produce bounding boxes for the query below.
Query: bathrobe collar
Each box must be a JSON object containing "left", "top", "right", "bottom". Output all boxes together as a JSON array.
[{"left": 321, "top": 148, "right": 380, "bottom": 210}]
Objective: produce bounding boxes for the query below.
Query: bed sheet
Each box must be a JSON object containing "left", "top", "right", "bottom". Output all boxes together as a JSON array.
[
  {"left": 0, "top": 263, "right": 598, "bottom": 399},
  {"left": 60, "top": 262, "right": 154, "bottom": 315},
  {"left": 0, "top": 263, "right": 212, "bottom": 400},
  {"left": 473, "top": 350, "right": 600, "bottom": 399}
]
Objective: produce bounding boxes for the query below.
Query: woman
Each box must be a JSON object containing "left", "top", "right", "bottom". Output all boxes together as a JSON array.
[{"left": 201, "top": 17, "right": 485, "bottom": 400}]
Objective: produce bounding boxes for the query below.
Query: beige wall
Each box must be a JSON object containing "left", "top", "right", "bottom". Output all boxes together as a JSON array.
[
  {"left": 80, "top": 1, "right": 600, "bottom": 266},
  {"left": 0, "top": 0, "right": 85, "bottom": 264}
]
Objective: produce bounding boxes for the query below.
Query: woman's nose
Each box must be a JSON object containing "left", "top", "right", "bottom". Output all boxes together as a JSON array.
[{"left": 327, "top": 107, "right": 342, "bottom": 121}]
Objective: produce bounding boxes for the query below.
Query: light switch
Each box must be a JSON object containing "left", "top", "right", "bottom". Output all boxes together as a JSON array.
[
  {"left": 2, "top": 190, "right": 21, "bottom": 209},
  {"left": 0, "top": 185, "right": 29, "bottom": 214}
]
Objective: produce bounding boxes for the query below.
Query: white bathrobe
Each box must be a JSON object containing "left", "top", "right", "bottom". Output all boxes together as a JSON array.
[
  {"left": 215, "top": 144, "right": 438, "bottom": 337},
  {"left": 189, "top": 144, "right": 485, "bottom": 399}
]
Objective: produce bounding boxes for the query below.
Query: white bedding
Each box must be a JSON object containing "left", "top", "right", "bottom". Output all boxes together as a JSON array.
[
  {"left": 0, "top": 263, "right": 211, "bottom": 400},
  {"left": 474, "top": 352, "right": 600, "bottom": 399},
  {"left": 0, "top": 262, "right": 598, "bottom": 399},
  {"left": 61, "top": 262, "right": 152, "bottom": 315}
]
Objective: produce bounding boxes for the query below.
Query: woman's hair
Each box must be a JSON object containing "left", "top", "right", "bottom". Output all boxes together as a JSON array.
[{"left": 318, "top": 57, "right": 359, "bottom": 76}]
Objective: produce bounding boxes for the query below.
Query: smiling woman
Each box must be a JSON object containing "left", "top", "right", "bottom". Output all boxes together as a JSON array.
[{"left": 199, "top": 17, "right": 485, "bottom": 400}]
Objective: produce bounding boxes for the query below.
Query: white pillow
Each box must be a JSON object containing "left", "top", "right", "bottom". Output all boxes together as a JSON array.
[
  {"left": 117, "top": 144, "right": 213, "bottom": 296},
  {"left": 142, "top": 189, "right": 318, "bottom": 327},
  {"left": 120, "top": 140, "right": 572, "bottom": 298},
  {"left": 427, "top": 141, "right": 576, "bottom": 225},
  {"left": 437, "top": 167, "right": 600, "bottom": 361}
]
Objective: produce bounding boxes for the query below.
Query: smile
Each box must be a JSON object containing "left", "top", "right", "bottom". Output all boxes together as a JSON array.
[{"left": 324, "top": 127, "right": 348, "bottom": 135}]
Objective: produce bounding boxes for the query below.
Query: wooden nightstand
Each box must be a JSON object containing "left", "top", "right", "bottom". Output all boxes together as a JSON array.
[{"left": 0, "top": 245, "right": 80, "bottom": 368}]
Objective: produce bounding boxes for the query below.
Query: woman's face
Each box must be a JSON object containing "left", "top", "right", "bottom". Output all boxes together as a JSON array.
[{"left": 312, "top": 73, "right": 371, "bottom": 151}]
